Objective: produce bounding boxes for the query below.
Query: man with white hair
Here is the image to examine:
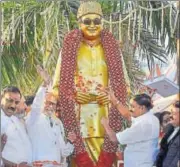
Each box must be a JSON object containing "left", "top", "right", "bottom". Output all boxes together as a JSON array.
[{"left": 26, "top": 66, "right": 76, "bottom": 167}]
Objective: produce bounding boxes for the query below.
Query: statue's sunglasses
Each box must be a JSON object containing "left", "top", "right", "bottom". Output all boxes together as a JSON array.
[{"left": 81, "top": 18, "right": 102, "bottom": 25}]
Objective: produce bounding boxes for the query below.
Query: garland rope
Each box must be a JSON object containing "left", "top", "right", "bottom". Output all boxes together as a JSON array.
[
  {"left": 138, "top": 8, "right": 142, "bottom": 41},
  {"left": 119, "top": 14, "right": 122, "bottom": 41},
  {"left": 128, "top": 12, "right": 131, "bottom": 40},
  {"left": 6, "top": 26, "right": 10, "bottom": 46},
  {"left": 56, "top": 17, "right": 60, "bottom": 47},
  {"left": 44, "top": 14, "right": 48, "bottom": 42},
  {"left": 1, "top": 7, "right": 4, "bottom": 45},
  {"left": 161, "top": 3, "right": 164, "bottom": 36},
  {"left": 132, "top": 10, "right": 137, "bottom": 44},
  {"left": 22, "top": 11, "right": 25, "bottom": 43},
  {"left": 145, "top": 10, "right": 148, "bottom": 29},
  {"left": 11, "top": 8, "right": 15, "bottom": 42},
  {"left": 103, "top": 9, "right": 136, "bottom": 24},
  {"left": 149, "top": 2, "right": 153, "bottom": 35},
  {"left": 110, "top": 14, "right": 112, "bottom": 33},
  {"left": 169, "top": 3, "right": 173, "bottom": 38},
  {"left": 2, "top": 2, "right": 178, "bottom": 51},
  {"left": 173, "top": 9, "right": 179, "bottom": 36},
  {"left": 66, "top": 17, "right": 70, "bottom": 32},
  {"left": 102, "top": 4, "right": 171, "bottom": 25},
  {"left": 139, "top": 4, "right": 170, "bottom": 11},
  {"left": 34, "top": 12, "right": 38, "bottom": 48}
]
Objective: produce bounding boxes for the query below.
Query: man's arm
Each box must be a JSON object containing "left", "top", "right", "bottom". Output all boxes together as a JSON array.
[
  {"left": 102, "top": 116, "right": 153, "bottom": 145},
  {"left": 26, "top": 65, "right": 51, "bottom": 125},
  {"left": 59, "top": 132, "right": 75, "bottom": 158},
  {"left": 104, "top": 88, "right": 131, "bottom": 121},
  {"left": 101, "top": 118, "right": 118, "bottom": 143}
]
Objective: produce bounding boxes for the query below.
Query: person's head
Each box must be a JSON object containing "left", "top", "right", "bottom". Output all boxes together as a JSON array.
[
  {"left": 160, "top": 111, "right": 172, "bottom": 130},
  {"left": 130, "top": 93, "right": 153, "bottom": 118},
  {"left": 155, "top": 111, "right": 172, "bottom": 132},
  {"left": 77, "top": 1, "right": 103, "bottom": 40},
  {"left": 25, "top": 95, "right": 35, "bottom": 113},
  {"left": 170, "top": 101, "right": 180, "bottom": 127},
  {"left": 43, "top": 92, "right": 58, "bottom": 117},
  {"left": 15, "top": 96, "right": 27, "bottom": 119},
  {"left": 1, "top": 86, "right": 21, "bottom": 117}
]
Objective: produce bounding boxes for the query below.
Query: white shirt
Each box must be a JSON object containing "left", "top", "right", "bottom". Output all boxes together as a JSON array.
[
  {"left": 26, "top": 86, "right": 74, "bottom": 164},
  {"left": 1, "top": 110, "right": 32, "bottom": 164},
  {"left": 116, "top": 111, "right": 159, "bottom": 167}
]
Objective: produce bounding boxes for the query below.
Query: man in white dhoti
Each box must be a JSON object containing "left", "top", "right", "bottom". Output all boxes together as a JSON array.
[
  {"left": 26, "top": 66, "right": 76, "bottom": 167},
  {"left": 1, "top": 86, "right": 32, "bottom": 167}
]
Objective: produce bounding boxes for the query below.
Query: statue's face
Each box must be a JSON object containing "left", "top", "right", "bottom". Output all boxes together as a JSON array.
[{"left": 79, "top": 14, "right": 102, "bottom": 40}]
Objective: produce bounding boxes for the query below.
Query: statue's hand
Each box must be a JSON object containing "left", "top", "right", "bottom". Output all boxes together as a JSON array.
[
  {"left": 75, "top": 91, "right": 91, "bottom": 104},
  {"left": 97, "top": 93, "right": 109, "bottom": 105}
]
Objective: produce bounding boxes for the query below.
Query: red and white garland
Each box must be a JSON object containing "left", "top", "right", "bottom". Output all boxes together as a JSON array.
[{"left": 56, "top": 29, "right": 127, "bottom": 167}]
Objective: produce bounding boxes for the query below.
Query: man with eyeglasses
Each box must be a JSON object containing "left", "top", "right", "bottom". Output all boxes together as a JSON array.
[
  {"left": 25, "top": 65, "right": 76, "bottom": 167},
  {"left": 1, "top": 86, "right": 32, "bottom": 167}
]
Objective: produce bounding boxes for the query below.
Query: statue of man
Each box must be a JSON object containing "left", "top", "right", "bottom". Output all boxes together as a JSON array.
[{"left": 52, "top": 1, "right": 127, "bottom": 167}]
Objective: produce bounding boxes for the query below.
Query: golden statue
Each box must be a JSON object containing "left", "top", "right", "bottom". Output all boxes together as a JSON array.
[{"left": 53, "top": 0, "right": 127, "bottom": 166}]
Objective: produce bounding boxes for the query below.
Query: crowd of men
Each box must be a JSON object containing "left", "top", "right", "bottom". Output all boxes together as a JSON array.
[{"left": 0, "top": 67, "right": 179, "bottom": 167}]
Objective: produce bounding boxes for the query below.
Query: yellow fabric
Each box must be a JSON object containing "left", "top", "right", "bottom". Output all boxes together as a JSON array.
[
  {"left": 75, "top": 42, "right": 108, "bottom": 138},
  {"left": 52, "top": 41, "right": 109, "bottom": 161}
]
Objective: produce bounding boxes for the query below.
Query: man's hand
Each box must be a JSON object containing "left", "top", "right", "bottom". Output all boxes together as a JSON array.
[
  {"left": 75, "top": 91, "right": 91, "bottom": 104},
  {"left": 101, "top": 117, "right": 118, "bottom": 143},
  {"left": 101, "top": 117, "right": 109, "bottom": 129},
  {"left": 103, "top": 88, "right": 119, "bottom": 106},
  {"left": 36, "top": 65, "right": 51, "bottom": 86},
  {"left": 96, "top": 93, "right": 109, "bottom": 105},
  {"left": 1, "top": 134, "right": 7, "bottom": 151},
  {"left": 67, "top": 132, "right": 77, "bottom": 143}
]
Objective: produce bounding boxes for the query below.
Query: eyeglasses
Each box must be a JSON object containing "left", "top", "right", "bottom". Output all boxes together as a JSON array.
[
  {"left": 5, "top": 98, "right": 20, "bottom": 105},
  {"left": 81, "top": 18, "right": 102, "bottom": 25}
]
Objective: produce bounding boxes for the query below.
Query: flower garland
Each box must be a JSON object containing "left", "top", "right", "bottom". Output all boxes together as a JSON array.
[{"left": 56, "top": 29, "right": 127, "bottom": 167}]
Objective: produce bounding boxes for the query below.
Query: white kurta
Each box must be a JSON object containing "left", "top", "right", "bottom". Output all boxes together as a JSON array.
[
  {"left": 26, "top": 86, "right": 74, "bottom": 164},
  {"left": 1, "top": 110, "right": 32, "bottom": 164},
  {"left": 116, "top": 111, "right": 159, "bottom": 167}
]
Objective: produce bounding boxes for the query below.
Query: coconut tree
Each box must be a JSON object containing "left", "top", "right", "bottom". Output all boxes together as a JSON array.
[{"left": 1, "top": 0, "right": 178, "bottom": 95}]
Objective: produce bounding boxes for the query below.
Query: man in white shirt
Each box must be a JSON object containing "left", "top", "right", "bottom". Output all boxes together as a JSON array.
[
  {"left": 1, "top": 86, "right": 32, "bottom": 167},
  {"left": 101, "top": 90, "right": 159, "bottom": 167},
  {"left": 26, "top": 65, "right": 76, "bottom": 167}
]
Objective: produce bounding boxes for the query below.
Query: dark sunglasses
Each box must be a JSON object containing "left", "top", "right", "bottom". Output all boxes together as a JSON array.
[{"left": 81, "top": 18, "right": 102, "bottom": 25}]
